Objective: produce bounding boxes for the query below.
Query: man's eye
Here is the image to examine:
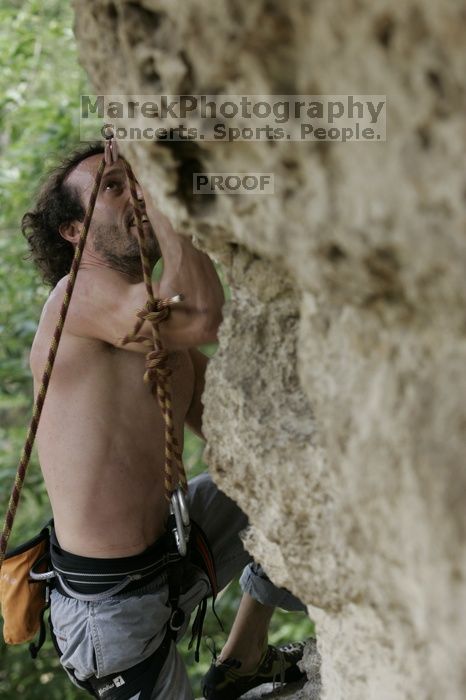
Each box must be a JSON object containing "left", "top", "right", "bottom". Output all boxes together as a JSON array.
[{"left": 105, "top": 180, "right": 123, "bottom": 191}]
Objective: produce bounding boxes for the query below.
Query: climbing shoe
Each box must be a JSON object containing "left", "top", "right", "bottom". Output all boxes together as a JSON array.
[{"left": 201, "top": 639, "right": 309, "bottom": 700}]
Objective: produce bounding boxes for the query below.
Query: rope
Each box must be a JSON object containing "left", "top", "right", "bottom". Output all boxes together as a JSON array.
[
  {"left": 121, "top": 160, "right": 187, "bottom": 499},
  {"left": 0, "top": 137, "right": 186, "bottom": 569}
]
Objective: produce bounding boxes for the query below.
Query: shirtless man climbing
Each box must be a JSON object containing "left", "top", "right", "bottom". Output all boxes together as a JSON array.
[{"left": 23, "top": 143, "right": 307, "bottom": 700}]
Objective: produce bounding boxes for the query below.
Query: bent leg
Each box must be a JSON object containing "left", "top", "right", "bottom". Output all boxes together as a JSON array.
[
  {"left": 187, "top": 473, "right": 306, "bottom": 611},
  {"left": 216, "top": 592, "right": 274, "bottom": 672},
  {"left": 187, "top": 472, "right": 252, "bottom": 590},
  {"left": 215, "top": 563, "right": 307, "bottom": 673},
  {"left": 240, "top": 562, "right": 307, "bottom": 612},
  {"left": 187, "top": 474, "right": 307, "bottom": 673}
]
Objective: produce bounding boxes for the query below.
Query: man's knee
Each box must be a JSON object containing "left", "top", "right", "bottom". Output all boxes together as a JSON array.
[{"left": 240, "top": 563, "right": 307, "bottom": 612}]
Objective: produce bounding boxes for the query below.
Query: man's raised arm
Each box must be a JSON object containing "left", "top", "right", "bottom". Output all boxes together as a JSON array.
[
  {"left": 146, "top": 193, "right": 224, "bottom": 350},
  {"left": 61, "top": 187, "right": 224, "bottom": 354}
]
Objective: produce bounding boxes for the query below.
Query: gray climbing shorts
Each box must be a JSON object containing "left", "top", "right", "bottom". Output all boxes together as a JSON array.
[{"left": 50, "top": 473, "right": 305, "bottom": 699}]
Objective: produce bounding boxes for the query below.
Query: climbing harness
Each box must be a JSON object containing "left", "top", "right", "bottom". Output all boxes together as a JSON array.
[{"left": 0, "top": 131, "right": 206, "bottom": 672}]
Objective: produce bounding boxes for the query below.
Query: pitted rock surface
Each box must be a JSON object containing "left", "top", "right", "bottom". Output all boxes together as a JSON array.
[{"left": 73, "top": 1, "right": 466, "bottom": 698}]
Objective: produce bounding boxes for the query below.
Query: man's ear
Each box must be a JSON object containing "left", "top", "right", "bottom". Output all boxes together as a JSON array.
[{"left": 59, "top": 221, "right": 82, "bottom": 244}]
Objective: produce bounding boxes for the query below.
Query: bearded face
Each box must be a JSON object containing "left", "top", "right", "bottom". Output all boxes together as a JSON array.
[
  {"left": 64, "top": 154, "right": 162, "bottom": 281},
  {"left": 92, "top": 214, "right": 161, "bottom": 279}
]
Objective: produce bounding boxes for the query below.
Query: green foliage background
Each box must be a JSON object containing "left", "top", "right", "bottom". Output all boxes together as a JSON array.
[{"left": 0, "top": 1, "right": 314, "bottom": 696}]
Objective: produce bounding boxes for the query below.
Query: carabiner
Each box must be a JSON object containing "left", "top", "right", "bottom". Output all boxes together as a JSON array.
[
  {"left": 170, "top": 487, "right": 191, "bottom": 557},
  {"left": 103, "top": 127, "right": 119, "bottom": 164}
]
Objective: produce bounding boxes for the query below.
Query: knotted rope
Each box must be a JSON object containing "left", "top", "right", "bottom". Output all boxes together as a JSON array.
[
  {"left": 120, "top": 159, "right": 187, "bottom": 499},
  {"left": 0, "top": 136, "right": 186, "bottom": 570}
]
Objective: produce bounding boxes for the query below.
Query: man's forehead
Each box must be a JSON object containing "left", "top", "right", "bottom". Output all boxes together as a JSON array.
[{"left": 66, "top": 154, "right": 126, "bottom": 189}]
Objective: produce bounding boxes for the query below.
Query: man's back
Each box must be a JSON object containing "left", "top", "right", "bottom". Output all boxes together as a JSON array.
[{"left": 30, "top": 272, "right": 195, "bottom": 558}]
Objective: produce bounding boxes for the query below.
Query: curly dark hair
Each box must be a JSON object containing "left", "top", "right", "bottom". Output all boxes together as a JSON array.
[{"left": 21, "top": 143, "right": 106, "bottom": 287}]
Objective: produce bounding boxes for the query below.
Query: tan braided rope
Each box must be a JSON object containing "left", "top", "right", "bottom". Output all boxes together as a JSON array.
[
  {"left": 121, "top": 160, "right": 187, "bottom": 500},
  {"left": 0, "top": 154, "right": 107, "bottom": 570}
]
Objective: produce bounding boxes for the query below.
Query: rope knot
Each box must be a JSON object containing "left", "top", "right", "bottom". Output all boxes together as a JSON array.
[
  {"left": 137, "top": 294, "right": 184, "bottom": 328},
  {"left": 144, "top": 347, "right": 171, "bottom": 384},
  {"left": 137, "top": 300, "right": 169, "bottom": 326}
]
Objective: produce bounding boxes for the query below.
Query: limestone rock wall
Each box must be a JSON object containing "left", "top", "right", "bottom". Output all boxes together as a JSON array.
[{"left": 73, "top": 1, "right": 466, "bottom": 698}]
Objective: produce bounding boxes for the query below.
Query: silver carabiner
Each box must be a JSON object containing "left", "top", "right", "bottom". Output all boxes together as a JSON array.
[
  {"left": 170, "top": 487, "right": 190, "bottom": 557},
  {"left": 176, "top": 488, "right": 190, "bottom": 528},
  {"left": 104, "top": 128, "right": 119, "bottom": 164}
]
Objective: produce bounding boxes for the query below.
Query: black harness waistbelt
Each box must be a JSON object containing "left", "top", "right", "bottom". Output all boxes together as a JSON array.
[{"left": 50, "top": 528, "right": 181, "bottom": 596}]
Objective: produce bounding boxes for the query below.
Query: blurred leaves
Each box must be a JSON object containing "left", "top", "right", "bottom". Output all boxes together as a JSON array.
[{"left": 0, "top": 0, "right": 87, "bottom": 228}]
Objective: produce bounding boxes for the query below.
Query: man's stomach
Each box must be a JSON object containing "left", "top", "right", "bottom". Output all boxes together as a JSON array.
[
  {"left": 48, "top": 480, "right": 171, "bottom": 558},
  {"left": 33, "top": 342, "right": 189, "bottom": 557},
  {"left": 40, "top": 446, "right": 172, "bottom": 557}
]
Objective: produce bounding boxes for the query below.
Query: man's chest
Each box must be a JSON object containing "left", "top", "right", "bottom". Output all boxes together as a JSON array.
[{"left": 108, "top": 347, "right": 195, "bottom": 419}]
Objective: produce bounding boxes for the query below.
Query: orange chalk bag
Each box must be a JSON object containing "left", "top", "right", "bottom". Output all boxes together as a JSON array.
[{"left": 0, "top": 523, "right": 52, "bottom": 654}]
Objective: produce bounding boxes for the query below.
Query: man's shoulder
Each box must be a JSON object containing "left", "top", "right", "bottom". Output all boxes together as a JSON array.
[
  {"left": 47, "top": 269, "right": 128, "bottom": 323},
  {"left": 30, "top": 273, "right": 110, "bottom": 377},
  {"left": 32, "top": 276, "right": 69, "bottom": 344},
  {"left": 34, "top": 273, "right": 100, "bottom": 330}
]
